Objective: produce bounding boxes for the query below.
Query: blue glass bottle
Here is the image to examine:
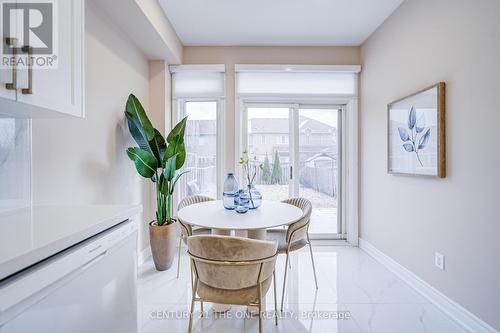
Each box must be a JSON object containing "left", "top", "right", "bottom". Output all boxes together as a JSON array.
[
  {"left": 235, "top": 189, "right": 249, "bottom": 214},
  {"left": 223, "top": 173, "right": 239, "bottom": 210}
]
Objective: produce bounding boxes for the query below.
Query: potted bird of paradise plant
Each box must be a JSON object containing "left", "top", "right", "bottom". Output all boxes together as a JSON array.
[{"left": 124, "top": 94, "right": 188, "bottom": 271}]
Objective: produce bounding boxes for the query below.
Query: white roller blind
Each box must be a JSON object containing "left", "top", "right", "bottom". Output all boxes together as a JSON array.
[
  {"left": 171, "top": 65, "right": 225, "bottom": 98},
  {"left": 236, "top": 65, "right": 358, "bottom": 96}
]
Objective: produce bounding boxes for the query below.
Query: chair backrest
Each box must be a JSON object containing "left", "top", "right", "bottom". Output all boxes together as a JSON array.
[
  {"left": 177, "top": 195, "right": 215, "bottom": 236},
  {"left": 282, "top": 198, "right": 312, "bottom": 244},
  {"left": 187, "top": 235, "right": 278, "bottom": 290}
]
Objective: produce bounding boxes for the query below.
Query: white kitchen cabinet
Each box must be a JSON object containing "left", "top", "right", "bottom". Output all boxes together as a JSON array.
[{"left": 0, "top": 0, "right": 84, "bottom": 118}]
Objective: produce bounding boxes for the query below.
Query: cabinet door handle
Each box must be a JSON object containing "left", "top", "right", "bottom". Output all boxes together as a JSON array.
[
  {"left": 5, "top": 37, "right": 17, "bottom": 90},
  {"left": 21, "top": 45, "right": 33, "bottom": 94}
]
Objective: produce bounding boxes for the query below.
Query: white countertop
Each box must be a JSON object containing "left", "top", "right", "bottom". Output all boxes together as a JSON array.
[
  {"left": 0, "top": 205, "right": 142, "bottom": 281},
  {"left": 178, "top": 200, "right": 302, "bottom": 230}
]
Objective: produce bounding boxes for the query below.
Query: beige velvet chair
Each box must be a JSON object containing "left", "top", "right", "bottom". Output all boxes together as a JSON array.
[
  {"left": 187, "top": 235, "right": 279, "bottom": 333},
  {"left": 176, "top": 195, "right": 214, "bottom": 278},
  {"left": 266, "top": 197, "right": 318, "bottom": 311}
]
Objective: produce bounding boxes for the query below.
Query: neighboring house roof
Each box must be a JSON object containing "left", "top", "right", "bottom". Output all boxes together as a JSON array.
[
  {"left": 186, "top": 116, "right": 336, "bottom": 136},
  {"left": 249, "top": 116, "right": 335, "bottom": 134},
  {"left": 299, "top": 117, "right": 335, "bottom": 134},
  {"left": 249, "top": 118, "right": 288, "bottom": 134},
  {"left": 306, "top": 152, "right": 336, "bottom": 163},
  {"left": 186, "top": 120, "right": 216, "bottom": 135}
]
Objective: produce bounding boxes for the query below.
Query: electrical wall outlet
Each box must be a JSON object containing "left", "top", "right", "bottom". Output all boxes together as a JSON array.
[{"left": 435, "top": 252, "right": 445, "bottom": 270}]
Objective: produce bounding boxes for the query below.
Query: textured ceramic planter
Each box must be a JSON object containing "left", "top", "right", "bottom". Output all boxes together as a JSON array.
[{"left": 149, "top": 220, "right": 177, "bottom": 271}]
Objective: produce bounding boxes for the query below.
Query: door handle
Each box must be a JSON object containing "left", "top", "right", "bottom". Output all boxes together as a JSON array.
[
  {"left": 5, "top": 37, "right": 17, "bottom": 90},
  {"left": 290, "top": 166, "right": 293, "bottom": 180},
  {"left": 21, "top": 45, "right": 33, "bottom": 94},
  {"left": 81, "top": 250, "right": 108, "bottom": 271}
]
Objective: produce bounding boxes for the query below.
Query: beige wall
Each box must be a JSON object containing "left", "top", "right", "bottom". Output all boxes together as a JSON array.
[
  {"left": 183, "top": 46, "right": 360, "bottom": 172},
  {"left": 32, "top": 2, "right": 159, "bottom": 251},
  {"left": 360, "top": 0, "right": 500, "bottom": 329}
]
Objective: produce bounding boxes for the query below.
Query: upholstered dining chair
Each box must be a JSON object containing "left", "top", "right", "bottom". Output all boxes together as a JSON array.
[
  {"left": 187, "top": 235, "right": 279, "bottom": 333},
  {"left": 266, "top": 197, "right": 318, "bottom": 311},
  {"left": 177, "top": 195, "right": 214, "bottom": 278}
]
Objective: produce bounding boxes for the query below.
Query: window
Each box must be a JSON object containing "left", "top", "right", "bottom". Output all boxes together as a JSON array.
[
  {"left": 171, "top": 65, "right": 225, "bottom": 201},
  {"left": 183, "top": 101, "right": 218, "bottom": 199},
  {"left": 236, "top": 65, "right": 360, "bottom": 242}
]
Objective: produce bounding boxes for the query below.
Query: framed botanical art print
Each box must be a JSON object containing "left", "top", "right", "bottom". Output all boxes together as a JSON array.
[{"left": 387, "top": 82, "right": 446, "bottom": 178}]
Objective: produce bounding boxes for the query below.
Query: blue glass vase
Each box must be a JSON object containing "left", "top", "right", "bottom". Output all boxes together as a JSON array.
[
  {"left": 235, "top": 189, "right": 249, "bottom": 214},
  {"left": 223, "top": 173, "right": 239, "bottom": 210},
  {"left": 247, "top": 185, "right": 262, "bottom": 209}
]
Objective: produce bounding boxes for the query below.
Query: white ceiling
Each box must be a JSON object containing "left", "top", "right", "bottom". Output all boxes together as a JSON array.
[{"left": 158, "top": 0, "right": 403, "bottom": 46}]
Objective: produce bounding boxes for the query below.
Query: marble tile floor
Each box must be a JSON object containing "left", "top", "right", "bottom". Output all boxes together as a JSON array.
[{"left": 138, "top": 245, "right": 469, "bottom": 333}]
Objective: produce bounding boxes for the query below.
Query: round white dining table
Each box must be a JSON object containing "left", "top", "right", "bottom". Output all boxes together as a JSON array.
[
  {"left": 177, "top": 200, "right": 302, "bottom": 239},
  {"left": 177, "top": 200, "right": 302, "bottom": 313}
]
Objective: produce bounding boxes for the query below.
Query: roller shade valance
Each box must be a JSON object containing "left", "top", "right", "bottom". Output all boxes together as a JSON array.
[{"left": 170, "top": 65, "right": 225, "bottom": 99}]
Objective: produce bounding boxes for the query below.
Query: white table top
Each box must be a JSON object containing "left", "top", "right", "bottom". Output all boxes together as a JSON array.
[{"left": 177, "top": 200, "right": 303, "bottom": 231}]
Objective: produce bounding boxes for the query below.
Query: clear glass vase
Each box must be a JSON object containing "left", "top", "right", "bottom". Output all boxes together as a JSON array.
[
  {"left": 235, "top": 189, "right": 249, "bottom": 214},
  {"left": 222, "top": 173, "right": 239, "bottom": 210},
  {"left": 247, "top": 185, "right": 262, "bottom": 209}
]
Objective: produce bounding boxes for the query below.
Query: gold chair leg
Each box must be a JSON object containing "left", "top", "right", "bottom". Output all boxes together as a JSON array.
[
  {"left": 200, "top": 301, "right": 204, "bottom": 317},
  {"left": 188, "top": 278, "right": 198, "bottom": 333},
  {"left": 176, "top": 236, "right": 182, "bottom": 279},
  {"left": 280, "top": 252, "right": 289, "bottom": 312},
  {"left": 307, "top": 233, "right": 319, "bottom": 290},
  {"left": 273, "top": 270, "right": 278, "bottom": 326},
  {"left": 258, "top": 282, "right": 263, "bottom": 333}
]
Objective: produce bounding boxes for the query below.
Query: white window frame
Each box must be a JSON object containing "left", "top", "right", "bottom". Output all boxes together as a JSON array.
[
  {"left": 234, "top": 65, "right": 359, "bottom": 245},
  {"left": 173, "top": 98, "right": 225, "bottom": 201},
  {"left": 170, "top": 64, "right": 226, "bottom": 210}
]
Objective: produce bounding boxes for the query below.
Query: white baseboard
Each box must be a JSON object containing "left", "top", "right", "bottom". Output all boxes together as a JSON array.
[
  {"left": 359, "top": 238, "right": 498, "bottom": 333},
  {"left": 138, "top": 246, "right": 152, "bottom": 266}
]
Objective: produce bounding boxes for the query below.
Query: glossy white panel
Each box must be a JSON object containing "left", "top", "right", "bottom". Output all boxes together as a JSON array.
[
  {"left": 0, "top": 229, "right": 137, "bottom": 333},
  {"left": 0, "top": 118, "right": 31, "bottom": 213}
]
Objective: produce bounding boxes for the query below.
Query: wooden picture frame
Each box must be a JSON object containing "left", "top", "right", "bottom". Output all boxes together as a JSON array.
[{"left": 387, "top": 82, "right": 446, "bottom": 178}]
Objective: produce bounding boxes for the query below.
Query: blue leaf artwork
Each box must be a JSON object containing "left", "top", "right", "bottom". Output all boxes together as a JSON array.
[
  {"left": 398, "top": 107, "right": 430, "bottom": 167},
  {"left": 402, "top": 143, "right": 414, "bottom": 152},
  {"left": 408, "top": 107, "right": 416, "bottom": 129},
  {"left": 418, "top": 128, "right": 431, "bottom": 150},
  {"left": 415, "top": 114, "right": 426, "bottom": 133},
  {"left": 398, "top": 128, "right": 410, "bottom": 142}
]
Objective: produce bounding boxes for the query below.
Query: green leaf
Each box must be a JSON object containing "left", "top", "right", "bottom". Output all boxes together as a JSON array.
[
  {"left": 125, "top": 94, "right": 155, "bottom": 141},
  {"left": 164, "top": 135, "right": 186, "bottom": 170},
  {"left": 149, "top": 129, "right": 166, "bottom": 166},
  {"left": 158, "top": 173, "right": 169, "bottom": 196},
  {"left": 169, "top": 170, "right": 190, "bottom": 195},
  {"left": 126, "top": 113, "right": 151, "bottom": 153},
  {"left": 167, "top": 117, "right": 187, "bottom": 143},
  {"left": 126, "top": 147, "right": 157, "bottom": 178},
  {"left": 164, "top": 154, "right": 177, "bottom": 181}
]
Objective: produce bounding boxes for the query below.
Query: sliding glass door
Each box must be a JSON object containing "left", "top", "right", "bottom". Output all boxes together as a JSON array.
[
  {"left": 243, "top": 103, "right": 343, "bottom": 238},
  {"left": 247, "top": 106, "right": 291, "bottom": 201},
  {"left": 297, "top": 107, "right": 341, "bottom": 237}
]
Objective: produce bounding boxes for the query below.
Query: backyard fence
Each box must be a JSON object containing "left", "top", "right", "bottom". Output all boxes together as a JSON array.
[
  {"left": 252, "top": 162, "right": 290, "bottom": 186},
  {"left": 250, "top": 161, "right": 337, "bottom": 197},
  {"left": 299, "top": 166, "right": 337, "bottom": 197},
  {"left": 184, "top": 157, "right": 337, "bottom": 198}
]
